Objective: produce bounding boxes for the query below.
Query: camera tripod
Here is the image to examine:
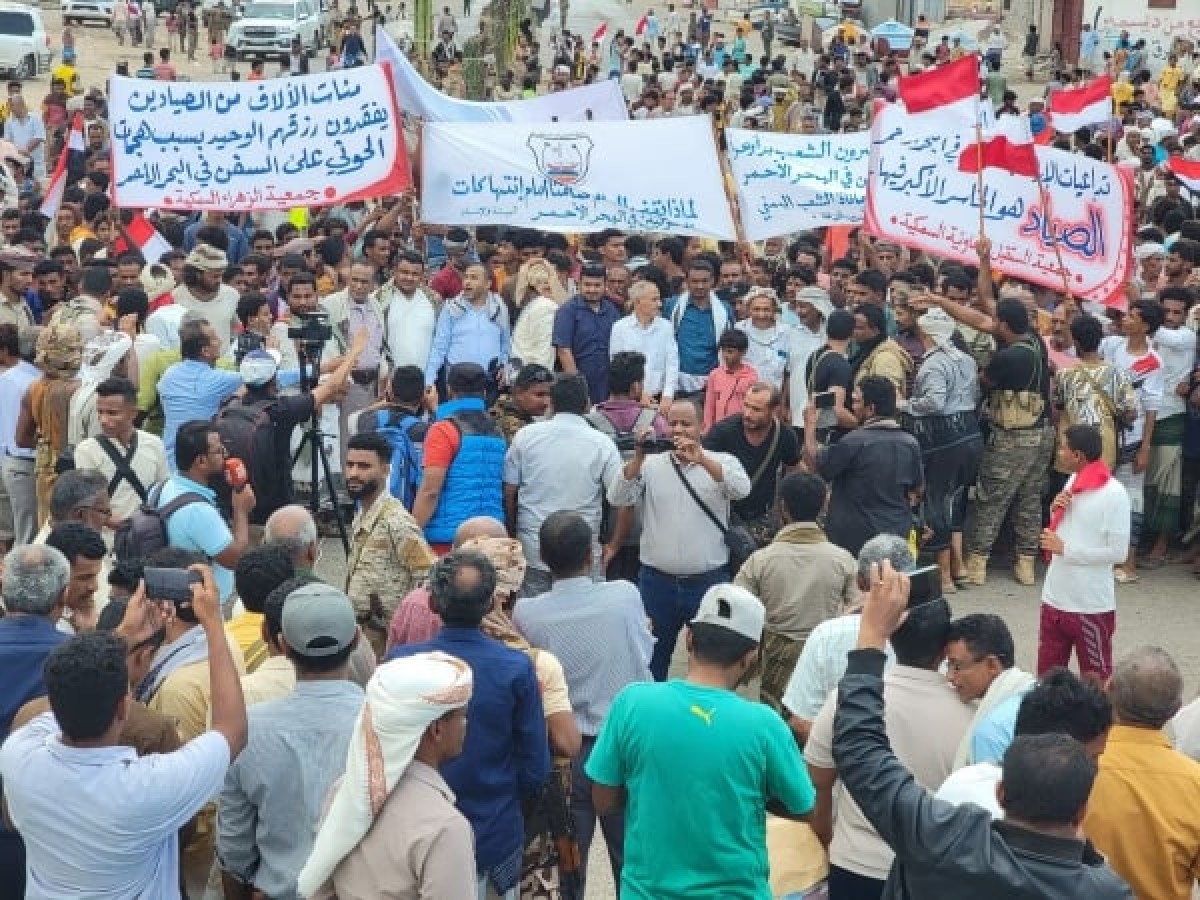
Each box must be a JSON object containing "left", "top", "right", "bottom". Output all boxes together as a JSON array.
[{"left": 293, "top": 340, "right": 351, "bottom": 555}]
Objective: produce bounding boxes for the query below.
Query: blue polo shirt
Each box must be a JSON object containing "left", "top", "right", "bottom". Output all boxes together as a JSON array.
[
  {"left": 552, "top": 296, "right": 622, "bottom": 402},
  {"left": 386, "top": 627, "right": 549, "bottom": 874},
  {"left": 158, "top": 474, "right": 235, "bottom": 601},
  {"left": 0, "top": 615, "right": 68, "bottom": 736},
  {"left": 664, "top": 295, "right": 734, "bottom": 378},
  {"left": 158, "top": 359, "right": 243, "bottom": 471}
]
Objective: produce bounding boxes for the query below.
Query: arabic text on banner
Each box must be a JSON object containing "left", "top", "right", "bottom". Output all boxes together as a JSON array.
[
  {"left": 726, "top": 128, "right": 868, "bottom": 240},
  {"left": 109, "top": 66, "right": 412, "bottom": 211},
  {"left": 421, "top": 118, "right": 737, "bottom": 239},
  {"left": 376, "top": 26, "right": 628, "bottom": 123},
  {"left": 864, "top": 102, "right": 1134, "bottom": 305}
]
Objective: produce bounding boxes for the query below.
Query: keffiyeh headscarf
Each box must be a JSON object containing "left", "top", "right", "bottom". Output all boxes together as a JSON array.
[
  {"left": 460, "top": 536, "right": 528, "bottom": 647},
  {"left": 34, "top": 323, "right": 83, "bottom": 378},
  {"left": 297, "top": 651, "right": 474, "bottom": 897}
]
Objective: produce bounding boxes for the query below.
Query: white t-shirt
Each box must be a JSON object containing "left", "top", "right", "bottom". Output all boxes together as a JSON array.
[
  {"left": 1151, "top": 325, "right": 1196, "bottom": 419},
  {"left": 737, "top": 320, "right": 790, "bottom": 389},
  {"left": 1042, "top": 474, "right": 1130, "bottom": 615},
  {"left": 1100, "top": 335, "right": 1163, "bottom": 445},
  {"left": 170, "top": 283, "right": 240, "bottom": 357}
]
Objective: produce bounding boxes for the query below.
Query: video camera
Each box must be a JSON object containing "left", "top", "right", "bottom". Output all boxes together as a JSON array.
[
  {"left": 234, "top": 329, "right": 264, "bottom": 364},
  {"left": 287, "top": 310, "right": 334, "bottom": 348}
]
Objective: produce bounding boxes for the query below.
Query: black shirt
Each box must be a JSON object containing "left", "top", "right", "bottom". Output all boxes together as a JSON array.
[
  {"left": 238, "top": 390, "right": 315, "bottom": 524},
  {"left": 806, "top": 346, "right": 854, "bottom": 440},
  {"left": 817, "top": 420, "right": 923, "bottom": 556},
  {"left": 984, "top": 333, "right": 1051, "bottom": 422},
  {"left": 703, "top": 415, "right": 800, "bottom": 520}
]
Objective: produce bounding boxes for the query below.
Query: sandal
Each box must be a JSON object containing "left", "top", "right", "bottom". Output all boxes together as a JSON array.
[
  {"left": 1114, "top": 568, "right": 1139, "bottom": 584},
  {"left": 941, "top": 580, "right": 958, "bottom": 595}
]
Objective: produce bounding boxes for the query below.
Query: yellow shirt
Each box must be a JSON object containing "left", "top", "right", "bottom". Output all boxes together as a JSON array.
[
  {"left": 1112, "top": 81, "right": 1133, "bottom": 109},
  {"left": 50, "top": 63, "right": 79, "bottom": 96},
  {"left": 1084, "top": 724, "right": 1200, "bottom": 900},
  {"left": 226, "top": 611, "right": 268, "bottom": 672}
]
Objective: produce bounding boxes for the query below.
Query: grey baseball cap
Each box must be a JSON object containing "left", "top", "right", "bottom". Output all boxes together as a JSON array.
[{"left": 281, "top": 582, "right": 358, "bottom": 658}]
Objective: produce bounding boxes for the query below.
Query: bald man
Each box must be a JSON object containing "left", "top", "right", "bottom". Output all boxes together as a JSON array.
[{"left": 1085, "top": 646, "right": 1200, "bottom": 900}]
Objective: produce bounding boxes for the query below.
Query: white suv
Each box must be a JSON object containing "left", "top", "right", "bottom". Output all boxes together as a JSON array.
[
  {"left": 62, "top": 0, "right": 116, "bottom": 26},
  {"left": 0, "top": 4, "right": 51, "bottom": 79},
  {"left": 227, "top": 0, "right": 326, "bottom": 59}
]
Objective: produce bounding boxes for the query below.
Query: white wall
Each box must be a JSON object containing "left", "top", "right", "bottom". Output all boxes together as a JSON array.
[{"left": 1085, "top": 1, "right": 1197, "bottom": 73}]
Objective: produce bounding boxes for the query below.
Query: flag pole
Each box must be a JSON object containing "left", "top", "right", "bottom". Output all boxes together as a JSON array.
[
  {"left": 1035, "top": 171, "right": 1074, "bottom": 302},
  {"left": 975, "top": 90, "right": 986, "bottom": 241}
]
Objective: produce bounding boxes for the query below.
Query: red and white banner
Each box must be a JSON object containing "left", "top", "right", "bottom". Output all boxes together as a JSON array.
[
  {"left": 1047, "top": 75, "right": 1113, "bottom": 133},
  {"left": 865, "top": 100, "right": 1134, "bottom": 305},
  {"left": 1166, "top": 157, "right": 1200, "bottom": 194},
  {"left": 958, "top": 115, "right": 1039, "bottom": 179},
  {"left": 897, "top": 54, "right": 980, "bottom": 114}
]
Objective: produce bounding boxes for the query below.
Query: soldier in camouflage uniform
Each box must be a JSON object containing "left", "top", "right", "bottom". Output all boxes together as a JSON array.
[
  {"left": 490, "top": 362, "right": 553, "bottom": 443},
  {"left": 344, "top": 432, "right": 437, "bottom": 657},
  {"left": 961, "top": 299, "right": 1055, "bottom": 586}
]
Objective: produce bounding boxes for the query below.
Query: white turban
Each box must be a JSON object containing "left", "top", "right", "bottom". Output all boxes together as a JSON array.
[
  {"left": 918, "top": 308, "right": 958, "bottom": 347},
  {"left": 297, "top": 651, "right": 473, "bottom": 897}
]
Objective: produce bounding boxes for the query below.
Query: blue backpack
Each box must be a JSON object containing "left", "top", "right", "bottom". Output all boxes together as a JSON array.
[{"left": 374, "top": 409, "right": 426, "bottom": 509}]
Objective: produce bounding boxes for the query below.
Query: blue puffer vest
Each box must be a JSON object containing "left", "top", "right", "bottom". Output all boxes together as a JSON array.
[{"left": 424, "top": 397, "right": 506, "bottom": 544}]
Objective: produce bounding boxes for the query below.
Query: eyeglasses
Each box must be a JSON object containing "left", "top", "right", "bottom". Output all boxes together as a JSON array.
[
  {"left": 79, "top": 504, "right": 113, "bottom": 518},
  {"left": 945, "top": 656, "right": 984, "bottom": 674}
]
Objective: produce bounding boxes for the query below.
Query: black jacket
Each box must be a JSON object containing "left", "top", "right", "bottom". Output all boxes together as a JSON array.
[{"left": 833, "top": 649, "right": 1133, "bottom": 900}]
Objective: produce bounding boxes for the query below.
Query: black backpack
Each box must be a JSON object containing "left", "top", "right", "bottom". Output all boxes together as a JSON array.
[
  {"left": 214, "top": 395, "right": 277, "bottom": 513},
  {"left": 112, "top": 482, "right": 207, "bottom": 562}
]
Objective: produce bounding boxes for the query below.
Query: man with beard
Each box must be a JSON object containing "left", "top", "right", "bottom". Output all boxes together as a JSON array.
[{"left": 344, "top": 432, "right": 437, "bottom": 657}]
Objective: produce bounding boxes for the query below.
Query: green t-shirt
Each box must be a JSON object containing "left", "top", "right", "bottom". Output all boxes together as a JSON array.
[{"left": 586, "top": 679, "right": 816, "bottom": 899}]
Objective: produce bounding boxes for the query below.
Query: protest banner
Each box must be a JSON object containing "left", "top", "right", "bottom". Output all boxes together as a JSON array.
[
  {"left": 377, "top": 27, "right": 628, "bottom": 123},
  {"left": 109, "top": 66, "right": 411, "bottom": 211},
  {"left": 421, "top": 117, "right": 737, "bottom": 239},
  {"left": 865, "top": 102, "right": 1134, "bottom": 305},
  {"left": 726, "top": 128, "right": 868, "bottom": 239}
]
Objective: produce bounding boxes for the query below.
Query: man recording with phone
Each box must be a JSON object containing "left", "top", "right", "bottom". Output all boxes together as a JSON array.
[
  {"left": 1, "top": 563, "right": 248, "bottom": 899},
  {"left": 609, "top": 396, "right": 751, "bottom": 680}
]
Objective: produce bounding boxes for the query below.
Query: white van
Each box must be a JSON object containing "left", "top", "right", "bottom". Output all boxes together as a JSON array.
[
  {"left": 226, "top": 0, "right": 329, "bottom": 59},
  {"left": 0, "top": 4, "right": 51, "bottom": 79}
]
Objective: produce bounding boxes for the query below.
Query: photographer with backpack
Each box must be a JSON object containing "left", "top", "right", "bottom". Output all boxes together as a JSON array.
[{"left": 215, "top": 329, "right": 367, "bottom": 526}]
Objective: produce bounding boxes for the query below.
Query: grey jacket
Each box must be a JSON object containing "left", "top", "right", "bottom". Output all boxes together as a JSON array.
[{"left": 833, "top": 649, "right": 1132, "bottom": 900}]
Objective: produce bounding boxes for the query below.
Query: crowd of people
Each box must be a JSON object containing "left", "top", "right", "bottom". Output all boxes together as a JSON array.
[{"left": 2, "top": 4, "right": 1200, "bottom": 900}]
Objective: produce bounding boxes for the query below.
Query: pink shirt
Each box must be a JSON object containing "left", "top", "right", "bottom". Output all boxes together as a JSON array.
[{"left": 703, "top": 362, "right": 759, "bottom": 432}]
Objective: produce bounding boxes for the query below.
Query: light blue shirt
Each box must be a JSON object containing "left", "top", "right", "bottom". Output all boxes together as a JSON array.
[
  {"left": 0, "top": 712, "right": 229, "bottom": 899},
  {"left": 970, "top": 690, "right": 1026, "bottom": 765},
  {"left": 502, "top": 414, "right": 623, "bottom": 573},
  {"left": 0, "top": 359, "right": 38, "bottom": 457},
  {"left": 514, "top": 576, "right": 654, "bottom": 736},
  {"left": 217, "top": 680, "right": 364, "bottom": 899},
  {"left": 424, "top": 295, "right": 511, "bottom": 386},
  {"left": 159, "top": 474, "right": 235, "bottom": 601},
  {"left": 158, "top": 359, "right": 243, "bottom": 471}
]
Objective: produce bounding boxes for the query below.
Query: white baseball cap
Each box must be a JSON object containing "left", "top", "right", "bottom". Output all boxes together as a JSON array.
[{"left": 691, "top": 583, "right": 765, "bottom": 642}]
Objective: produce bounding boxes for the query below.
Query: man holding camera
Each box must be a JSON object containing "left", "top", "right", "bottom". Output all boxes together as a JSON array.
[
  {"left": 1, "top": 562, "right": 247, "bottom": 899},
  {"left": 609, "top": 396, "right": 751, "bottom": 680}
]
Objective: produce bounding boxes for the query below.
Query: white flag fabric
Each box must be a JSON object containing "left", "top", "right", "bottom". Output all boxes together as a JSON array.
[
  {"left": 727, "top": 129, "right": 868, "bottom": 239},
  {"left": 108, "top": 67, "right": 411, "bottom": 211},
  {"left": 421, "top": 117, "right": 736, "bottom": 238},
  {"left": 376, "top": 27, "right": 628, "bottom": 123}
]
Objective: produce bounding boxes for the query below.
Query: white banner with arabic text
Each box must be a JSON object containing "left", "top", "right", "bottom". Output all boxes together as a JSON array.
[
  {"left": 865, "top": 102, "right": 1133, "bottom": 304},
  {"left": 422, "top": 118, "right": 736, "bottom": 238},
  {"left": 727, "top": 129, "right": 868, "bottom": 240},
  {"left": 109, "top": 66, "right": 411, "bottom": 211}
]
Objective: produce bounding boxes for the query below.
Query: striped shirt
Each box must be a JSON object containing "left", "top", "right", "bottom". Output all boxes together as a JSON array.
[{"left": 513, "top": 576, "right": 655, "bottom": 736}]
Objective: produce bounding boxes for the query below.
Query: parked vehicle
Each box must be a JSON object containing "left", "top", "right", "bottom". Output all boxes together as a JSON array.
[
  {"left": 0, "top": 4, "right": 52, "bottom": 79},
  {"left": 62, "top": 0, "right": 115, "bottom": 26},
  {"left": 226, "top": 0, "right": 327, "bottom": 58}
]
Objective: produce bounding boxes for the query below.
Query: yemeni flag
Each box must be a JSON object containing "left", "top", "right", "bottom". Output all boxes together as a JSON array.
[
  {"left": 1047, "top": 75, "right": 1112, "bottom": 133},
  {"left": 591, "top": 22, "right": 608, "bottom": 44},
  {"left": 1166, "top": 157, "right": 1200, "bottom": 194},
  {"left": 897, "top": 53, "right": 980, "bottom": 114},
  {"left": 634, "top": 14, "right": 648, "bottom": 36},
  {"left": 958, "top": 114, "right": 1040, "bottom": 178},
  {"left": 38, "top": 111, "right": 85, "bottom": 220},
  {"left": 116, "top": 212, "right": 173, "bottom": 263}
]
